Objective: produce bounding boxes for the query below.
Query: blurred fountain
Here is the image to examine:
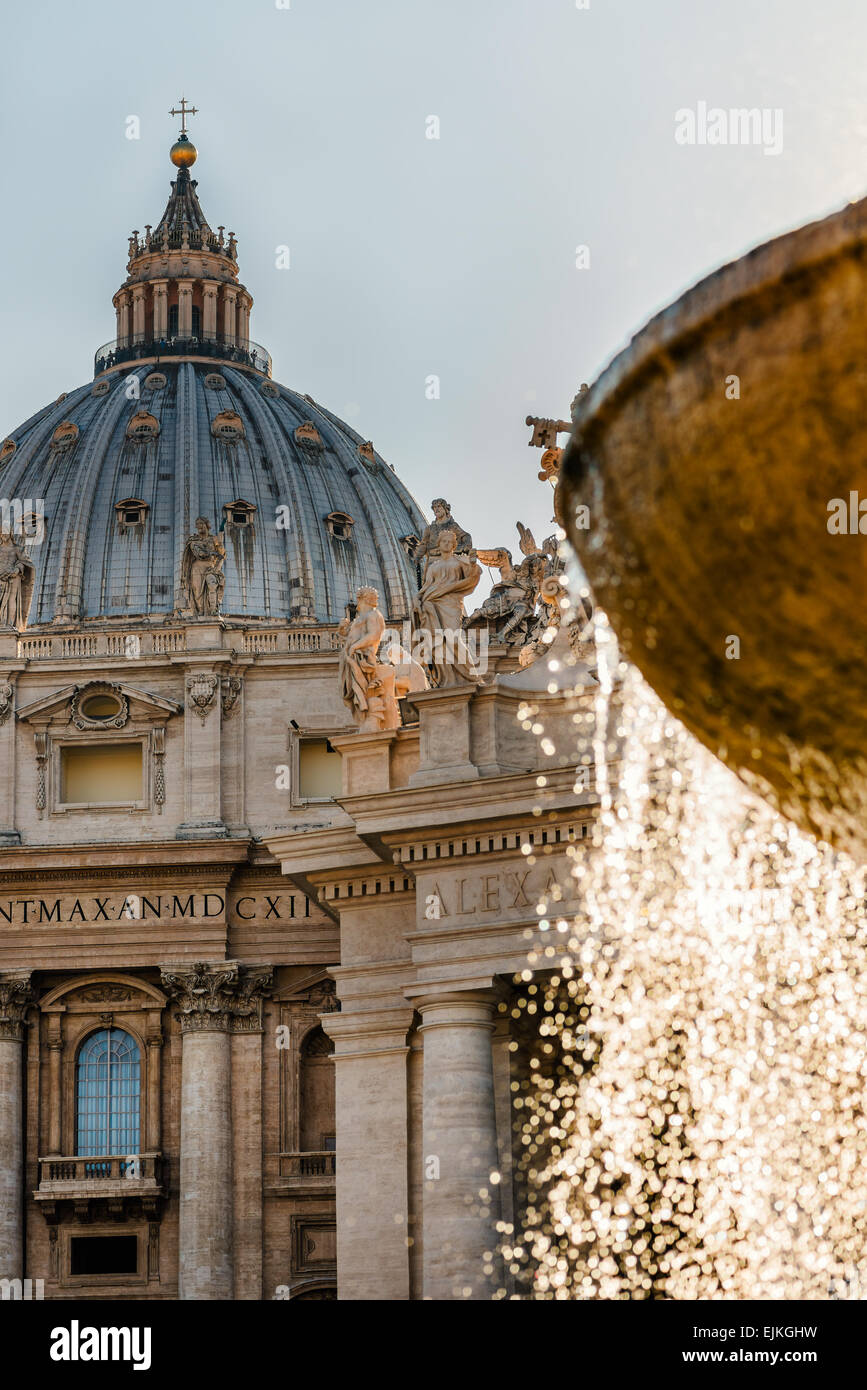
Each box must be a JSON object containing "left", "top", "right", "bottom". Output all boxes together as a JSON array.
[{"left": 509, "top": 612, "right": 867, "bottom": 1300}]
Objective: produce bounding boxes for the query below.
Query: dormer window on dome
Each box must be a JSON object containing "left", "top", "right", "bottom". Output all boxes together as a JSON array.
[
  {"left": 295, "top": 422, "right": 323, "bottom": 450},
  {"left": 144, "top": 372, "right": 167, "bottom": 391},
  {"left": 92, "top": 379, "right": 111, "bottom": 397},
  {"left": 50, "top": 422, "right": 79, "bottom": 452},
  {"left": 223, "top": 499, "right": 257, "bottom": 528},
  {"left": 325, "top": 511, "right": 355, "bottom": 541},
  {"left": 0, "top": 439, "right": 16, "bottom": 466},
  {"left": 211, "top": 410, "right": 245, "bottom": 441},
  {"left": 205, "top": 374, "right": 226, "bottom": 391},
  {"left": 126, "top": 412, "right": 160, "bottom": 442},
  {"left": 115, "top": 498, "right": 149, "bottom": 532}
]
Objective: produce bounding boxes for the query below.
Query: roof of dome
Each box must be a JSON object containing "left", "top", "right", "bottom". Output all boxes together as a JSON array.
[{"left": 1, "top": 361, "right": 425, "bottom": 626}]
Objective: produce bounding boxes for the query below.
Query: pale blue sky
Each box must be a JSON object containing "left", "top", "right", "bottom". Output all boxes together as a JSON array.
[{"left": 2, "top": 0, "right": 864, "bottom": 551}]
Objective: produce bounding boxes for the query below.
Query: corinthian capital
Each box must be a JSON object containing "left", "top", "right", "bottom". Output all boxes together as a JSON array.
[
  {"left": 0, "top": 971, "right": 34, "bottom": 1041},
  {"left": 160, "top": 961, "right": 273, "bottom": 1034}
]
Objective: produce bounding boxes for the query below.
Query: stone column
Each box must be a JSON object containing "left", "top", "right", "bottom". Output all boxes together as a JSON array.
[
  {"left": 0, "top": 973, "right": 33, "bottom": 1283},
  {"left": 114, "top": 289, "right": 131, "bottom": 347},
  {"left": 222, "top": 287, "right": 238, "bottom": 346},
  {"left": 177, "top": 280, "right": 194, "bottom": 338},
  {"left": 146, "top": 1025, "right": 163, "bottom": 1152},
  {"left": 160, "top": 962, "right": 272, "bottom": 1301},
  {"left": 46, "top": 1015, "right": 64, "bottom": 1155},
  {"left": 131, "top": 284, "right": 147, "bottom": 344},
  {"left": 151, "top": 280, "right": 169, "bottom": 342},
  {"left": 236, "top": 292, "right": 251, "bottom": 346},
  {"left": 322, "top": 1006, "right": 415, "bottom": 1300},
  {"left": 415, "top": 990, "right": 503, "bottom": 1300},
  {"left": 202, "top": 281, "right": 219, "bottom": 342}
]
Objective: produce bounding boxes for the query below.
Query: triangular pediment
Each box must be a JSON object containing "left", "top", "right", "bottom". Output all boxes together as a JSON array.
[{"left": 17, "top": 680, "right": 183, "bottom": 725}]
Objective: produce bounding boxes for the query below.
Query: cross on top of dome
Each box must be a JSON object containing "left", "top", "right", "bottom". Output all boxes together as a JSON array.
[{"left": 169, "top": 96, "right": 199, "bottom": 169}]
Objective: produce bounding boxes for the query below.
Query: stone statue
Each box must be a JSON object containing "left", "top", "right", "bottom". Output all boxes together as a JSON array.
[
  {"left": 411, "top": 529, "right": 482, "bottom": 687},
  {"left": 0, "top": 531, "right": 35, "bottom": 630},
  {"left": 466, "top": 523, "right": 562, "bottom": 650},
  {"left": 178, "top": 517, "right": 226, "bottom": 617},
  {"left": 413, "top": 499, "right": 473, "bottom": 577},
  {"left": 339, "top": 587, "right": 402, "bottom": 732}
]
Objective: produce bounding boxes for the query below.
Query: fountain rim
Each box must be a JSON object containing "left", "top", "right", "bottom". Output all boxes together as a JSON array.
[{"left": 568, "top": 192, "right": 867, "bottom": 444}]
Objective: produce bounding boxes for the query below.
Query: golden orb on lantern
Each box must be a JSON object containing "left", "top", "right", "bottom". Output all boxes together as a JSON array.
[{"left": 170, "top": 134, "right": 197, "bottom": 168}]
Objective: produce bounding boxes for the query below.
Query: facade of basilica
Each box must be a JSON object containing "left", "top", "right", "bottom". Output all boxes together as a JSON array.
[{"left": 0, "top": 116, "right": 592, "bottom": 1301}]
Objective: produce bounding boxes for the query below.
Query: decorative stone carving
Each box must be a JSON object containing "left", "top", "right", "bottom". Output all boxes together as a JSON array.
[
  {"left": 0, "top": 972, "right": 33, "bottom": 1041},
  {"left": 411, "top": 529, "right": 482, "bottom": 687},
  {"left": 186, "top": 672, "right": 219, "bottom": 722},
  {"left": 178, "top": 517, "right": 225, "bottom": 617},
  {"left": 0, "top": 531, "right": 35, "bottom": 630},
  {"left": 34, "top": 732, "right": 47, "bottom": 814},
  {"left": 0, "top": 680, "right": 13, "bottom": 725},
  {"left": 153, "top": 726, "right": 166, "bottom": 807},
  {"left": 77, "top": 986, "right": 133, "bottom": 1003},
  {"left": 221, "top": 676, "right": 242, "bottom": 720},
  {"left": 338, "top": 586, "right": 401, "bottom": 732},
  {"left": 70, "top": 682, "right": 129, "bottom": 730},
  {"left": 306, "top": 978, "right": 340, "bottom": 1013},
  {"left": 412, "top": 499, "right": 473, "bottom": 578},
  {"left": 161, "top": 961, "right": 273, "bottom": 1034}
]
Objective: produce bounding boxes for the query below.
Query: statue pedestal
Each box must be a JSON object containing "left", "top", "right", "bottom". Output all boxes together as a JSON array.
[
  {"left": 406, "top": 685, "right": 480, "bottom": 788},
  {"left": 0, "top": 629, "right": 19, "bottom": 658}
]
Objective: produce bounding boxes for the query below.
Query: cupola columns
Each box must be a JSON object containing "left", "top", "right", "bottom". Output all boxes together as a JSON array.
[
  {"left": 151, "top": 280, "right": 169, "bottom": 341},
  {"left": 223, "top": 286, "right": 238, "bottom": 347},
  {"left": 131, "top": 284, "right": 147, "bottom": 345},
  {"left": 114, "top": 289, "right": 131, "bottom": 349},
  {"left": 202, "top": 280, "right": 219, "bottom": 339}
]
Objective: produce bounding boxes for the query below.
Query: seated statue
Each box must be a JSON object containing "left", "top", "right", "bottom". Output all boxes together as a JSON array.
[{"left": 339, "top": 587, "right": 404, "bottom": 732}]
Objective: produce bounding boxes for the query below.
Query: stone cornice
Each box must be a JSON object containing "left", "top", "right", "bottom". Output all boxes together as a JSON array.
[
  {"left": 0, "top": 839, "right": 253, "bottom": 877},
  {"left": 338, "top": 766, "right": 597, "bottom": 837}
]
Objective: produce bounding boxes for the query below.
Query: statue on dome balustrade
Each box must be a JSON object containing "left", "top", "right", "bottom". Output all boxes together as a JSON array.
[
  {"left": 177, "top": 516, "right": 226, "bottom": 617},
  {"left": 0, "top": 531, "right": 35, "bottom": 630}
]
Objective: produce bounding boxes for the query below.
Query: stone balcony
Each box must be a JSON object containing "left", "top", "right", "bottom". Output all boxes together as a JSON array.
[{"left": 35, "top": 1152, "right": 165, "bottom": 1203}]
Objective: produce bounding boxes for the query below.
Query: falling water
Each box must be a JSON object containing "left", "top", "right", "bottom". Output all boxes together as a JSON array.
[{"left": 511, "top": 610, "right": 867, "bottom": 1300}]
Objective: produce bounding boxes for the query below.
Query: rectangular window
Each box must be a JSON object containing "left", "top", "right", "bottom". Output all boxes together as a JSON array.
[
  {"left": 298, "top": 739, "right": 342, "bottom": 801},
  {"left": 70, "top": 1235, "right": 138, "bottom": 1277},
  {"left": 61, "top": 744, "right": 143, "bottom": 805}
]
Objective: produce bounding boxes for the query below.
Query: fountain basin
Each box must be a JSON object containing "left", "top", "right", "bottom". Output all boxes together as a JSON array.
[{"left": 562, "top": 196, "right": 867, "bottom": 859}]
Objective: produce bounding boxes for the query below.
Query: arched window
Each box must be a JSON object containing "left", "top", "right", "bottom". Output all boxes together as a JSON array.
[{"left": 76, "top": 1028, "right": 141, "bottom": 1158}]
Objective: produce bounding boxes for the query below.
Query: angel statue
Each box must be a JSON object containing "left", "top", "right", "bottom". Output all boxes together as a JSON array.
[
  {"left": 411, "top": 528, "right": 482, "bottom": 687},
  {"left": 178, "top": 517, "right": 226, "bottom": 617},
  {"left": 0, "top": 530, "right": 36, "bottom": 630}
]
